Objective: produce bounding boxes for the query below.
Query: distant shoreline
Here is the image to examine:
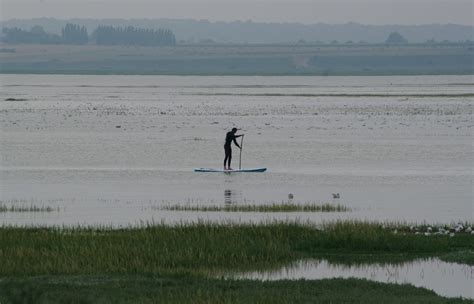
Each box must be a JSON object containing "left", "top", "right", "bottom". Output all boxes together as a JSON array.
[
  {"left": 2, "top": 18, "right": 473, "bottom": 44},
  {"left": 1, "top": 43, "right": 473, "bottom": 76},
  {"left": 1, "top": 71, "right": 473, "bottom": 76}
]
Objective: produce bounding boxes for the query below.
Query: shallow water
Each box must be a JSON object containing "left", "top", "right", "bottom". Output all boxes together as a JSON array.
[
  {"left": 232, "top": 258, "right": 474, "bottom": 299},
  {"left": 0, "top": 75, "right": 473, "bottom": 226}
]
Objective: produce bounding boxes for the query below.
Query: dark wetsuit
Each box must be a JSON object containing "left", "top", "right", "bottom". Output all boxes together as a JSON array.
[{"left": 224, "top": 131, "right": 240, "bottom": 168}]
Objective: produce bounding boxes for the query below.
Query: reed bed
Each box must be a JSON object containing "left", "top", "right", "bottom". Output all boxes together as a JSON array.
[
  {"left": 161, "top": 202, "right": 350, "bottom": 212},
  {"left": 0, "top": 222, "right": 472, "bottom": 277},
  {"left": 190, "top": 92, "right": 474, "bottom": 98},
  {"left": 1, "top": 276, "right": 467, "bottom": 304}
]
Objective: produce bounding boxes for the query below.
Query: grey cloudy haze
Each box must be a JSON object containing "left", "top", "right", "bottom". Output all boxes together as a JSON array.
[{"left": 1, "top": 0, "right": 473, "bottom": 25}]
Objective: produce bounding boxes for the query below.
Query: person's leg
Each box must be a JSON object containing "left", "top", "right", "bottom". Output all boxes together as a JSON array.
[
  {"left": 224, "top": 146, "right": 231, "bottom": 170},
  {"left": 227, "top": 149, "right": 232, "bottom": 169},
  {"left": 224, "top": 149, "right": 229, "bottom": 169}
]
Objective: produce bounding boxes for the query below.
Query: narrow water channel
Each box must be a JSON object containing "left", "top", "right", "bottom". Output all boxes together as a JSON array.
[{"left": 233, "top": 258, "right": 473, "bottom": 299}]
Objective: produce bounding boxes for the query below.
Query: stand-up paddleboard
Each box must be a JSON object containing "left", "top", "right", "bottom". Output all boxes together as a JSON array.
[
  {"left": 194, "top": 168, "right": 267, "bottom": 173},
  {"left": 199, "top": 133, "right": 266, "bottom": 173}
]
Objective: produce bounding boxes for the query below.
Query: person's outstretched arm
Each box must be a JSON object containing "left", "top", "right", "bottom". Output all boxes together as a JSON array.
[{"left": 233, "top": 134, "right": 243, "bottom": 148}]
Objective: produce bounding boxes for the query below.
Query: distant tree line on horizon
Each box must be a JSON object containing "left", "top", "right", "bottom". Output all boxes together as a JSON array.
[
  {"left": 62, "top": 23, "right": 88, "bottom": 44},
  {"left": 1, "top": 23, "right": 176, "bottom": 46},
  {"left": 1, "top": 25, "right": 62, "bottom": 44},
  {"left": 1, "top": 25, "right": 471, "bottom": 46},
  {"left": 93, "top": 26, "right": 176, "bottom": 46}
]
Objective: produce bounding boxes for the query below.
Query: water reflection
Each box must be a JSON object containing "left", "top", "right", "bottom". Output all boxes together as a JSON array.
[
  {"left": 232, "top": 258, "right": 473, "bottom": 299},
  {"left": 224, "top": 189, "right": 242, "bottom": 204}
]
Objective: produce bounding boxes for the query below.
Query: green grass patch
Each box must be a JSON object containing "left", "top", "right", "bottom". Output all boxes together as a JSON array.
[
  {"left": 161, "top": 202, "right": 350, "bottom": 212},
  {"left": 187, "top": 92, "right": 474, "bottom": 98},
  {"left": 1, "top": 44, "right": 472, "bottom": 76},
  {"left": 440, "top": 250, "right": 474, "bottom": 265},
  {"left": 0, "top": 275, "right": 469, "bottom": 304},
  {"left": 1, "top": 222, "right": 472, "bottom": 277}
]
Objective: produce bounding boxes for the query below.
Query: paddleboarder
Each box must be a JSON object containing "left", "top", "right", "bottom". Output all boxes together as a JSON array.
[{"left": 224, "top": 128, "right": 244, "bottom": 170}]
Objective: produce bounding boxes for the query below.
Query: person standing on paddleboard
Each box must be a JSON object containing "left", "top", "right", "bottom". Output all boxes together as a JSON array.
[{"left": 224, "top": 128, "right": 244, "bottom": 170}]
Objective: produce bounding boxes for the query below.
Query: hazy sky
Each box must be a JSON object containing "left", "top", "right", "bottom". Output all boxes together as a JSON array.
[{"left": 1, "top": 0, "right": 473, "bottom": 25}]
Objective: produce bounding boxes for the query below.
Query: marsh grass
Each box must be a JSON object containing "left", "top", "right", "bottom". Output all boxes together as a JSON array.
[
  {"left": 188, "top": 92, "right": 474, "bottom": 98},
  {"left": 161, "top": 202, "right": 350, "bottom": 212},
  {"left": 1, "top": 276, "right": 468, "bottom": 304},
  {"left": 0, "top": 221, "right": 472, "bottom": 277},
  {"left": 440, "top": 250, "right": 474, "bottom": 265}
]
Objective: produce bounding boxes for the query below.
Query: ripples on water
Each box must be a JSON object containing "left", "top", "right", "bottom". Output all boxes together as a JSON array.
[{"left": 0, "top": 75, "right": 473, "bottom": 226}]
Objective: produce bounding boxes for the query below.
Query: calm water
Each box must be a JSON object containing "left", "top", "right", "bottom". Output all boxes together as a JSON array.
[
  {"left": 0, "top": 75, "right": 473, "bottom": 226},
  {"left": 232, "top": 258, "right": 474, "bottom": 299}
]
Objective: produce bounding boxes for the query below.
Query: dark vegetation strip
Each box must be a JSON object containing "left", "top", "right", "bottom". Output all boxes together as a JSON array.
[
  {"left": 1, "top": 222, "right": 472, "bottom": 277},
  {"left": 0, "top": 204, "right": 58, "bottom": 213},
  {"left": 161, "top": 202, "right": 350, "bottom": 212},
  {"left": 186, "top": 92, "right": 474, "bottom": 98},
  {"left": 2, "top": 67, "right": 472, "bottom": 76},
  {"left": 440, "top": 251, "right": 474, "bottom": 265},
  {"left": 0, "top": 276, "right": 468, "bottom": 304}
]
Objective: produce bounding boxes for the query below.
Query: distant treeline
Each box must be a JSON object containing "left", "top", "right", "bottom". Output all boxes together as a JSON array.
[
  {"left": 93, "top": 26, "right": 176, "bottom": 46},
  {"left": 3, "top": 18, "right": 474, "bottom": 44},
  {"left": 2, "top": 23, "right": 176, "bottom": 46},
  {"left": 62, "top": 23, "right": 88, "bottom": 44},
  {"left": 2, "top": 26, "right": 62, "bottom": 44}
]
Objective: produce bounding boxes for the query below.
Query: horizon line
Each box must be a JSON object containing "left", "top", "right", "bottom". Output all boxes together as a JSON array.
[{"left": 1, "top": 17, "right": 473, "bottom": 28}]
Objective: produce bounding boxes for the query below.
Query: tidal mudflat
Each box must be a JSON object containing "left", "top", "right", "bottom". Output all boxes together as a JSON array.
[
  {"left": 0, "top": 74, "right": 472, "bottom": 226},
  {"left": 0, "top": 74, "right": 473, "bottom": 302}
]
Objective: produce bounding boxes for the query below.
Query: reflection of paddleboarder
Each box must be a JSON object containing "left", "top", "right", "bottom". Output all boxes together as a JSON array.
[{"left": 224, "top": 128, "right": 244, "bottom": 170}]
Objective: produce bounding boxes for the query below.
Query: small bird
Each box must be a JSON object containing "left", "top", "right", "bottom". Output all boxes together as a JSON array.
[
  {"left": 288, "top": 193, "right": 294, "bottom": 200},
  {"left": 332, "top": 193, "right": 340, "bottom": 199}
]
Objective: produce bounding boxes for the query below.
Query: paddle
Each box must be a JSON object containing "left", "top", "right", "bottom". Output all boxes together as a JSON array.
[{"left": 239, "top": 134, "right": 244, "bottom": 170}]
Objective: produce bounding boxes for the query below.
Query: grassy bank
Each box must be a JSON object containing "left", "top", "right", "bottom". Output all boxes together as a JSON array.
[
  {"left": 161, "top": 202, "right": 350, "bottom": 212},
  {"left": 1, "top": 44, "right": 472, "bottom": 75},
  {"left": 1, "top": 222, "right": 472, "bottom": 277},
  {"left": 1, "top": 222, "right": 472, "bottom": 303},
  {"left": 188, "top": 92, "right": 474, "bottom": 98},
  {"left": 0, "top": 276, "right": 468, "bottom": 304}
]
